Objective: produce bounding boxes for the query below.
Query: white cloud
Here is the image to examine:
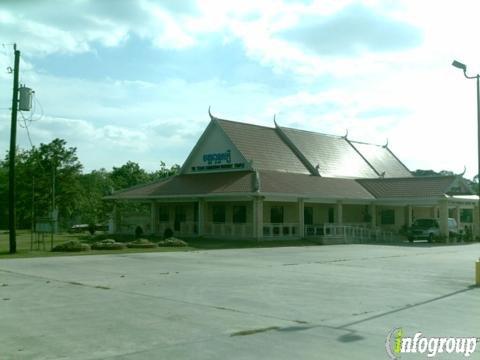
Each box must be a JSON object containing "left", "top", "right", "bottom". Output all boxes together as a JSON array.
[{"left": 1, "top": 0, "right": 480, "bottom": 179}]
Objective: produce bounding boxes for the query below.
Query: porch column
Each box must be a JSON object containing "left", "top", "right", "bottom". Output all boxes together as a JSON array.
[
  {"left": 439, "top": 200, "right": 449, "bottom": 240},
  {"left": 253, "top": 197, "right": 264, "bottom": 240},
  {"left": 336, "top": 201, "right": 343, "bottom": 225},
  {"left": 198, "top": 199, "right": 205, "bottom": 237},
  {"left": 474, "top": 205, "right": 480, "bottom": 239},
  {"left": 455, "top": 206, "right": 461, "bottom": 228},
  {"left": 150, "top": 201, "right": 156, "bottom": 234},
  {"left": 369, "top": 203, "right": 376, "bottom": 228},
  {"left": 298, "top": 198, "right": 305, "bottom": 238}
]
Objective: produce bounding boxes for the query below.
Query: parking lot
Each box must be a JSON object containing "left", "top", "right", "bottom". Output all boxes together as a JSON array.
[{"left": 1, "top": 243, "right": 479, "bottom": 359}]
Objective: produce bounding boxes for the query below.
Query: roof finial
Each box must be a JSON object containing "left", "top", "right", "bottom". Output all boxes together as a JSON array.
[
  {"left": 254, "top": 169, "right": 261, "bottom": 192},
  {"left": 460, "top": 165, "right": 467, "bottom": 177},
  {"left": 383, "top": 138, "right": 389, "bottom": 148},
  {"left": 273, "top": 114, "right": 278, "bottom": 128},
  {"left": 343, "top": 129, "right": 349, "bottom": 139},
  {"left": 208, "top": 106, "right": 214, "bottom": 120}
]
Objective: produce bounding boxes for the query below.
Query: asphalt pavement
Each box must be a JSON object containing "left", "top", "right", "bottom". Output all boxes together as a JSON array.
[{"left": 1, "top": 243, "right": 479, "bottom": 359}]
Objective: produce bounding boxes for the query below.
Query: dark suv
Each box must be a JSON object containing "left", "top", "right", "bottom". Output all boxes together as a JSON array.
[{"left": 407, "top": 218, "right": 459, "bottom": 242}]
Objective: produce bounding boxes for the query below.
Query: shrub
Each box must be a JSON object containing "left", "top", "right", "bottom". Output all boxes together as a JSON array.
[
  {"left": 91, "top": 239, "right": 126, "bottom": 250},
  {"left": 52, "top": 241, "right": 90, "bottom": 252},
  {"left": 163, "top": 228, "right": 173, "bottom": 239},
  {"left": 126, "top": 238, "right": 157, "bottom": 249},
  {"left": 157, "top": 238, "right": 188, "bottom": 247},
  {"left": 135, "top": 226, "right": 143, "bottom": 239}
]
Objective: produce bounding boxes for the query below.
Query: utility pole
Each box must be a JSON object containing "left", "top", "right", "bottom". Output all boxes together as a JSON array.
[{"left": 9, "top": 44, "right": 20, "bottom": 254}]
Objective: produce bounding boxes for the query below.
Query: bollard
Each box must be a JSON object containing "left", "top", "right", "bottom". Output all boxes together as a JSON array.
[{"left": 476, "top": 259, "right": 480, "bottom": 286}]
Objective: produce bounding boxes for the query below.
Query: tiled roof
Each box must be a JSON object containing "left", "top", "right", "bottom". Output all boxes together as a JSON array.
[
  {"left": 106, "top": 170, "right": 373, "bottom": 200},
  {"left": 357, "top": 176, "right": 460, "bottom": 199},
  {"left": 349, "top": 141, "right": 411, "bottom": 178},
  {"left": 105, "top": 171, "right": 255, "bottom": 199},
  {"left": 258, "top": 170, "right": 375, "bottom": 200},
  {"left": 279, "top": 127, "right": 378, "bottom": 178},
  {"left": 216, "top": 119, "right": 310, "bottom": 174}
]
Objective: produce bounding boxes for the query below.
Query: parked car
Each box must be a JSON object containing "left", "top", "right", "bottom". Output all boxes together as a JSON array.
[
  {"left": 69, "top": 224, "right": 89, "bottom": 233},
  {"left": 407, "top": 218, "right": 459, "bottom": 242},
  {"left": 69, "top": 224, "right": 108, "bottom": 233}
]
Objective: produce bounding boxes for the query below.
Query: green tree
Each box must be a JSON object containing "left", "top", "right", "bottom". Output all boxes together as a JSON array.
[
  {"left": 77, "top": 169, "right": 114, "bottom": 225},
  {"left": 110, "top": 161, "right": 151, "bottom": 191},
  {"left": 150, "top": 161, "right": 180, "bottom": 180},
  {"left": 1, "top": 139, "right": 83, "bottom": 229}
]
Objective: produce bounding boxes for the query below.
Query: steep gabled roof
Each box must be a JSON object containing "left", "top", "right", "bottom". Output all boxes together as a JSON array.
[
  {"left": 215, "top": 119, "right": 310, "bottom": 174},
  {"left": 258, "top": 170, "right": 374, "bottom": 200},
  {"left": 278, "top": 126, "right": 378, "bottom": 178},
  {"left": 349, "top": 141, "right": 411, "bottom": 178},
  {"left": 180, "top": 114, "right": 413, "bottom": 179},
  {"left": 357, "top": 176, "right": 472, "bottom": 199}
]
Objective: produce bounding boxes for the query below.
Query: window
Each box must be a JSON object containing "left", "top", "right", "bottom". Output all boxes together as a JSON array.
[
  {"left": 328, "top": 208, "right": 334, "bottom": 223},
  {"left": 304, "top": 207, "right": 313, "bottom": 225},
  {"left": 158, "top": 206, "right": 169, "bottom": 222},
  {"left": 174, "top": 206, "right": 186, "bottom": 231},
  {"left": 381, "top": 209, "right": 395, "bottom": 225},
  {"left": 233, "top": 206, "right": 247, "bottom": 224},
  {"left": 212, "top": 205, "right": 226, "bottom": 223},
  {"left": 460, "top": 209, "right": 473, "bottom": 223},
  {"left": 270, "top": 206, "right": 284, "bottom": 223}
]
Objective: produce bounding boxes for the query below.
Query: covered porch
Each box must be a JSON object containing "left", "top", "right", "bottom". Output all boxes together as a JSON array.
[
  {"left": 106, "top": 170, "right": 480, "bottom": 243},
  {"left": 110, "top": 197, "right": 393, "bottom": 242}
]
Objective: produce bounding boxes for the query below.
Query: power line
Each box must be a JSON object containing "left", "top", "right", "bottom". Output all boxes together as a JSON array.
[{"left": 20, "top": 110, "right": 34, "bottom": 148}]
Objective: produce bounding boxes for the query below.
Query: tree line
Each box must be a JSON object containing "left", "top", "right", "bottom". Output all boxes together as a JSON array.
[{"left": 0, "top": 138, "right": 179, "bottom": 230}]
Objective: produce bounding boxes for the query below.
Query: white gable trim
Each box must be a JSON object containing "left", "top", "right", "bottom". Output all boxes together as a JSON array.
[{"left": 180, "top": 119, "right": 251, "bottom": 174}]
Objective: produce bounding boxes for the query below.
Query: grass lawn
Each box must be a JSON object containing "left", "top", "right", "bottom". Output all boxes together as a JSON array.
[{"left": 0, "top": 230, "right": 321, "bottom": 259}]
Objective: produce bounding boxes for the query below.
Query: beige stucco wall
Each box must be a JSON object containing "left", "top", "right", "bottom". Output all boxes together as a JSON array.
[
  {"left": 343, "top": 205, "right": 367, "bottom": 223},
  {"left": 412, "top": 207, "right": 433, "bottom": 220},
  {"left": 206, "top": 201, "right": 253, "bottom": 223},
  {"left": 303, "top": 204, "right": 334, "bottom": 224},
  {"left": 375, "top": 206, "right": 406, "bottom": 231},
  {"left": 154, "top": 202, "right": 196, "bottom": 225},
  {"left": 263, "top": 202, "right": 299, "bottom": 223}
]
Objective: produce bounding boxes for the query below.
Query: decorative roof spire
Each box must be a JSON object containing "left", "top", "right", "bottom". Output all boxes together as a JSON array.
[
  {"left": 208, "top": 106, "right": 215, "bottom": 120},
  {"left": 343, "top": 129, "right": 349, "bottom": 139},
  {"left": 254, "top": 169, "right": 261, "bottom": 192},
  {"left": 383, "top": 138, "right": 389, "bottom": 148},
  {"left": 273, "top": 114, "right": 278, "bottom": 128}
]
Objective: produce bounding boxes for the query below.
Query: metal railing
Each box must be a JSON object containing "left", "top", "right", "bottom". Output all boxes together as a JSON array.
[
  {"left": 263, "top": 223, "right": 299, "bottom": 238},
  {"left": 305, "top": 223, "right": 397, "bottom": 243},
  {"left": 205, "top": 222, "right": 253, "bottom": 238}
]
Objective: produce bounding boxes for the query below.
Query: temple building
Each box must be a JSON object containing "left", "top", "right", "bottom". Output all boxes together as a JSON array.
[{"left": 105, "top": 110, "right": 478, "bottom": 243}]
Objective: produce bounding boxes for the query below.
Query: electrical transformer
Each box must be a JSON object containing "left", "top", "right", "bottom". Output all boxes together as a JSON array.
[{"left": 18, "top": 86, "right": 33, "bottom": 111}]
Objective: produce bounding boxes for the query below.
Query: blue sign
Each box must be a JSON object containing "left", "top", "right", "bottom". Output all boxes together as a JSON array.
[{"left": 203, "top": 150, "right": 231, "bottom": 165}]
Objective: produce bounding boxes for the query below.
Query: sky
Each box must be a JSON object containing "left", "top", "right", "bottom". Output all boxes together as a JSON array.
[{"left": 1, "top": 0, "right": 480, "bottom": 177}]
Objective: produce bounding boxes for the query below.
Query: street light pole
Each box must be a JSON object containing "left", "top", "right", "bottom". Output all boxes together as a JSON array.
[{"left": 452, "top": 60, "right": 480, "bottom": 239}]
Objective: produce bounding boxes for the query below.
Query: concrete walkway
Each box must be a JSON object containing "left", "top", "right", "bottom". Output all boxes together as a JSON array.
[{"left": 1, "top": 244, "right": 479, "bottom": 359}]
